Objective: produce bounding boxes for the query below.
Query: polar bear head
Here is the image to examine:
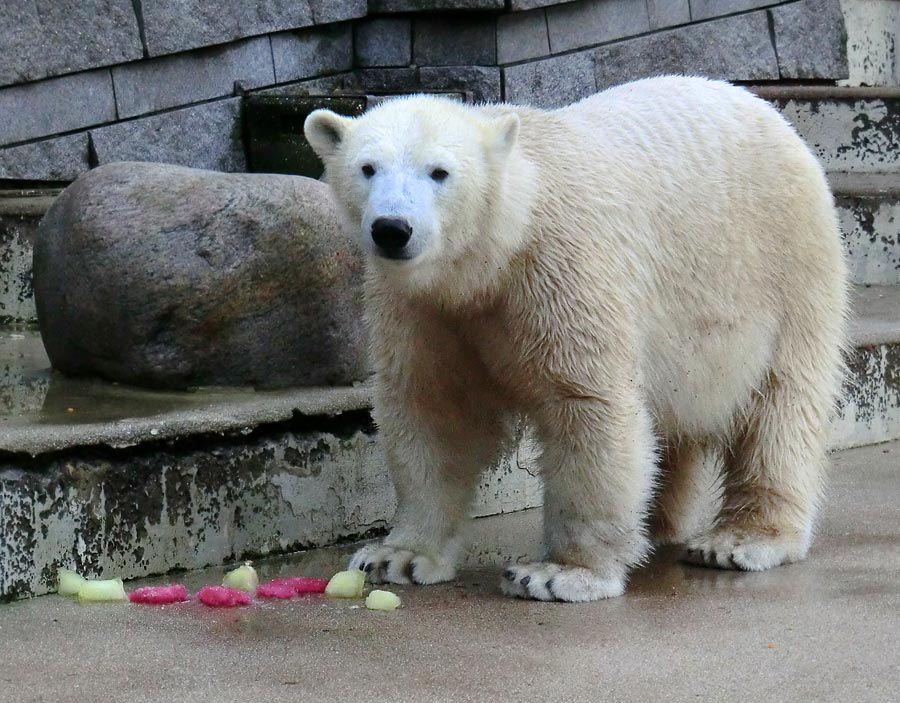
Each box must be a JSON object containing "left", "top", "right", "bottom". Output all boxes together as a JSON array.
[{"left": 304, "top": 96, "right": 526, "bottom": 295}]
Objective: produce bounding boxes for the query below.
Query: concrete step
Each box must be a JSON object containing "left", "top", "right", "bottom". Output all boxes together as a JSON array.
[
  {"left": 831, "top": 173, "right": 900, "bottom": 285},
  {"left": 752, "top": 86, "right": 900, "bottom": 174},
  {"left": 0, "top": 190, "right": 54, "bottom": 325},
  {"left": 2, "top": 283, "right": 897, "bottom": 600}
]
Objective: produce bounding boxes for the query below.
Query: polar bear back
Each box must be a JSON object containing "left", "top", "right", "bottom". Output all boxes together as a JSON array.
[{"left": 499, "top": 76, "right": 846, "bottom": 435}]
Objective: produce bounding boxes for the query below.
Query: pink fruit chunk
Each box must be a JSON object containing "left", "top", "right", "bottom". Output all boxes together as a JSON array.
[
  {"left": 286, "top": 577, "right": 329, "bottom": 594},
  {"left": 128, "top": 584, "right": 190, "bottom": 604},
  {"left": 256, "top": 581, "right": 297, "bottom": 599},
  {"left": 198, "top": 585, "right": 253, "bottom": 607},
  {"left": 257, "top": 577, "right": 329, "bottom": 599}
]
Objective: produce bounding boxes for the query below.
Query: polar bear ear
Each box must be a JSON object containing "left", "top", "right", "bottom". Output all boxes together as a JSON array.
[
  {"left": 487, "top": 113, "right": 520, "bottom": 160},
  {"left": 304, "top": 110, "right": 353, "bottom": 162}
]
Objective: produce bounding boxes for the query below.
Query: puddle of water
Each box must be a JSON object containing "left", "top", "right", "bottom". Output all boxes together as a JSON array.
[{"left": 0, "top": 328, "right": 258, "bottom": 425}]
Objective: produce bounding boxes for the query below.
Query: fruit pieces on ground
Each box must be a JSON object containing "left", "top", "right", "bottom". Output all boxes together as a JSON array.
[
  {"left": 57, "top": 568, "right": 87, "bottom": 596},
  {"left": 257, "top": 577, "right": 330, "bottom": 599},
  {"left": 129, "top": 584, "right": 190, "bottom": 604},
  {"left": 365, "top": 590, "right": 402, "bottom": 611},
  {"left": 222, "top": 562, "right": 259, "bottom": 593},
  {"left": 198, "top": 585, "right": 253, "bottom": 607},
  {"left": 77, "top": 579, "right": 129, "bottom": 602},
  {"left": 325, "top": 570, "right": 366, "bottom": 598}
]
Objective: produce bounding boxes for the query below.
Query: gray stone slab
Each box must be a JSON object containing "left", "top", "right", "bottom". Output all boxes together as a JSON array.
[
  {"left": 510, "top": 0, "right": 580, "bottom": 8},
  {"left": 112, "top": 37, "right": 274, "bottom": 119},
  {"left": 370, "top": 0, "right": 503, "bottom": 10},
  {"left": 354, "top": 18, "right": 413, "bottom": 68},
  {"left": 1, "top": 440, "right": 900, "bottom": 703},
  {"left": 309, "top": 0, "right": 367, "bottom": 24},
  {"left": 594, "top": 11, "right": 779, "bottom": 91},
  {"left": 0, "top": 133, "right": 90, "bottom": 181},
  {"left": 254, "top": 73, "right": 353, "bottom": 97},
  {"left": 139, "top": 0, "right": 314, "bottom": 56},
  {"left": 413, "top": 15, "right": 497, "bottom": 66},
  {"left": 689, "top": 0, "right": 773, "bottom": 20},
  {"left": 0, "top": 70, "right": 116, "bottom": 146},
  {"left": 420, "top": 66, "right": 503, "bottom": 103},
  {"left": 90, "top": 99, "right": 245, "bottom": 172},
  {"left": 546, "top": 0, "right": 650, "bottom": 54},
  {"left": 271, "top": 25, "right": 354, "bottom": 82},
  {"left": 647, "top": 0, "right": 691, "bottom": 29},
  {"left": 772, "top": 0, "right": 849, "bottom": 80},
  {"left": 503, "top": 49, "right": 597, "bottom": 108},
  {"left": 345, "top": 68, "right": 421, "bottom": 94},
  {"left": 497, "top": 9, "right": 551, "bottom": 65},
  {"left": 0, "top": 0, "right": 143, "bottom": 87}
]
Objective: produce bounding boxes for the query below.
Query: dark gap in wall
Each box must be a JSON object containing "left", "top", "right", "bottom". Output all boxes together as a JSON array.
[
  {"left": 267, "top": 35, "right": 278, "bottom": 84},
  {"left": 131, "top": 0, "right": 151, "bottom": 59},
  {"left": 766, "top": 9, "right": 782, "bottom": 79},
  {"left": 109, "top": 69, "right": 121, "bottom": 121},
  {"left": 87, "top": 133, "right": 99, "bottom": 168}
]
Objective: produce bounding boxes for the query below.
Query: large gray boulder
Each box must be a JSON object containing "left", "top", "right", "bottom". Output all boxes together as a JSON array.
[{"left": 34, "top": 162, "right": 369, "bottom": 390}]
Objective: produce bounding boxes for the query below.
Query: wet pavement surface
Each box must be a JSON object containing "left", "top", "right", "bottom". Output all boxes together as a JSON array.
[
  {"left": 0, "top": 441, "right": 897, "bottom": 703},
  {"left": 0, "top": 329, "right": 371, "bottom": 455}
]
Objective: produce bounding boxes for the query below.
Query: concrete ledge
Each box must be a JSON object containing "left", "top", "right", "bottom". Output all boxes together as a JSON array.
[
  {"left": 849, "top": 285, "right": 900, "bottom": 347},
  {"left": 2, "top": 283, "right": 899, "bottom": 456},
  {"left": 830, "top": 172, "right": 900, "bottom": 198},
  {"left": 0, "top": 191, "right": 60, "bottom": 217},
  {"left": 750, "top": 85, "right": 900, "bottom": 101}
]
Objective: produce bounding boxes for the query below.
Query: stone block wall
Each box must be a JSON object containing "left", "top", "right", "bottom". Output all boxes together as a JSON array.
[{"left": 0, "top": 0, "right": 849, "bottom": 183}]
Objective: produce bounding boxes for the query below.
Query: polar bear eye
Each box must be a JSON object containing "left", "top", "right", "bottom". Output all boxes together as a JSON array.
[
  {"left": 430, "top": 168, "right": 449, "bottom": 182},
  {"left": 361, "top": 164, "right": 375, "bottom": 178}
]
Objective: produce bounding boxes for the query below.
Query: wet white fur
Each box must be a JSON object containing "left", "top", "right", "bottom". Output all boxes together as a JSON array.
[{"left": 305, "top": 76, "right": 849, "bottom": 602}]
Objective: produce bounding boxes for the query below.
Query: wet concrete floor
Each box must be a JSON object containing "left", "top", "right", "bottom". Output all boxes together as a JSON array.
[{"left": 0, "top": 440, "right": 898, "bottom": 703}]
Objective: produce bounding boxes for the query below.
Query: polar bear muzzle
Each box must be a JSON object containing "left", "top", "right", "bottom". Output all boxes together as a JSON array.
[{"left": 371, "top": 217, "right": 413, "bottom": 259}]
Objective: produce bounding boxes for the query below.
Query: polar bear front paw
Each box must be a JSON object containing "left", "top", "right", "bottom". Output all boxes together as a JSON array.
[
  {"left": 349, "top": 543, "right": 458, "bottom": 585},
  {"left": 500, "top": 562, "right": 626, "bottom": 602},
  {"left": 682, "top": 528, "right": 809, "bottom": 571}
]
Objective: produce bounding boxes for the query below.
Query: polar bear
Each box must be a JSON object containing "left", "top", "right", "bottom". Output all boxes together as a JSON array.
[{"left": 304, "top": 76, "right": 849, "bottom": 602}]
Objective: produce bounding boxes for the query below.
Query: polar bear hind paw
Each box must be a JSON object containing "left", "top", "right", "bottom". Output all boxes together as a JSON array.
[
  {"left": 682, "top": 528, "right": 809, "bottom": 571},
  {"left": 501, "top": 562, "right": 626, "bottom": 602},
  {"left": 349, "top": 543, "right": 457, "bottom": 585}
]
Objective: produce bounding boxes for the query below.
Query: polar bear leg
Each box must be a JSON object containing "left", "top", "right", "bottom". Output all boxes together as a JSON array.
[
  {"left": 649, "top": 439, "right": 721, "bottom": 546},
  {"left": 683, "top": 369, "right": 832, "bottom": 571},
  {"left": 502, "top": 398, "right": 658, "bottom": 602},
  {"left": 352, "top": 405, "right": 510, "bottom": 585}
]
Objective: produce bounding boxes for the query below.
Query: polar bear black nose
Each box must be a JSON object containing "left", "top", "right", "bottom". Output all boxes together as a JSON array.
[{"left": 371, "top": 217, "right": 412, "bottom": 254}]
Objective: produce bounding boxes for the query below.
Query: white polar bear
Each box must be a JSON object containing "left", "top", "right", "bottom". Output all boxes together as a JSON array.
[{"left": 304, "top": 76, "right": 849, "bottom": 602}]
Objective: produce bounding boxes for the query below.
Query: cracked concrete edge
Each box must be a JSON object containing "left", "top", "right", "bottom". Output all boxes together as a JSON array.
[{"left": 0, "top": 382, "right": 374, "bottom": 457}]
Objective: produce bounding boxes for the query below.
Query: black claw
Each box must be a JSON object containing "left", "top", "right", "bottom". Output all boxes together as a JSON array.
[
  {"left": 546, "top": 577, "right": 556, "bottom": 599},
  {"left": 520, "top": 575, "right": 531, "bottom": 586},
  {"left": 403, "top": 559, "right": 416, "bottom": 583},
  {"left": 503, "top": 569, "right": 516, "bottom": 581},
  {"left": 364, "top": 562, "right": 374, "bottom": 573}
]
